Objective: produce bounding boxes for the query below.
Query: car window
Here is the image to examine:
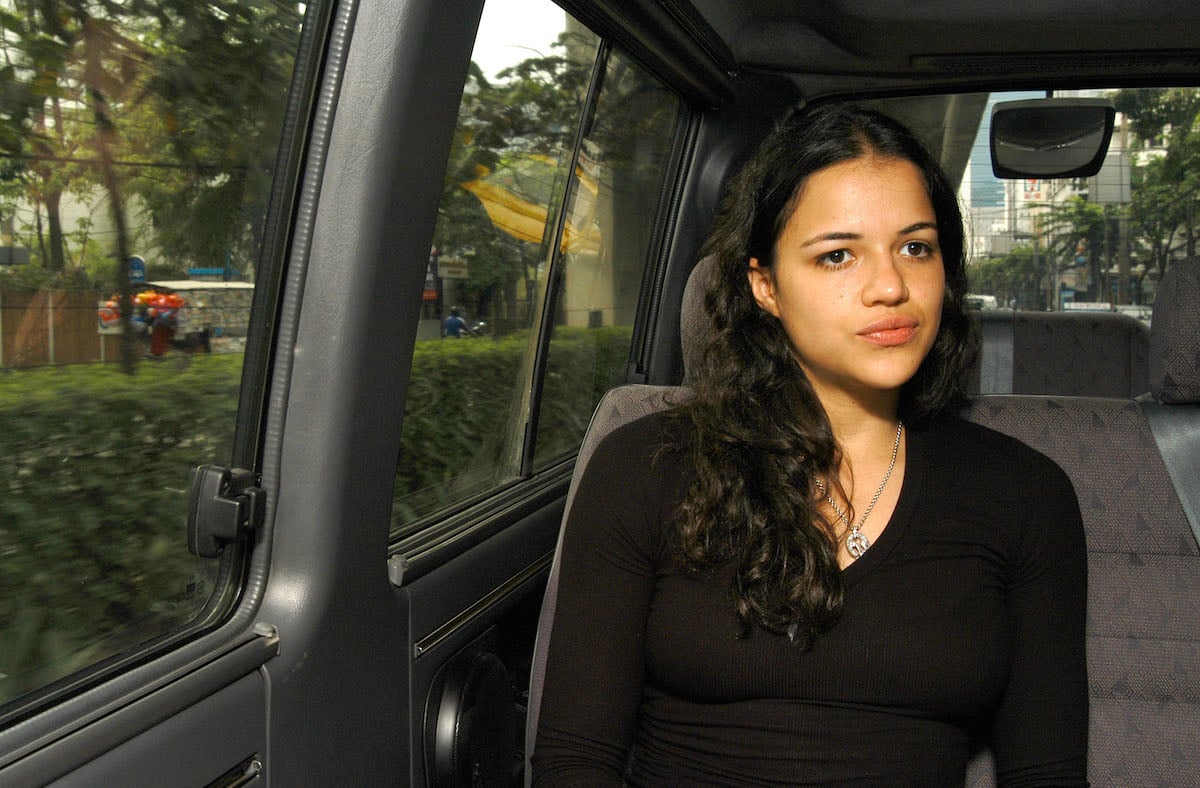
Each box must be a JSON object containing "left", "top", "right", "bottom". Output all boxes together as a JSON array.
[
  {"left": 0, "top": 2, "right": 307, "bottom": 712},
  {"left": 391, "top": 0, "right": 685, "bottom": 534},
  {"left": 875, "top": 88, "right": 1198, "bottom": 325},
  {"left": 531, "top": 48, "right": 684, "bottom": 469}
]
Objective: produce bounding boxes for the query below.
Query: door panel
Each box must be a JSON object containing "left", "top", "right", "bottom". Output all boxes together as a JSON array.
[
  {"left": 406, "top": 502, "right": 562, "bottom": 786},
  {"left": 49, "top": 672, "right": 267, "bottom": 788}
]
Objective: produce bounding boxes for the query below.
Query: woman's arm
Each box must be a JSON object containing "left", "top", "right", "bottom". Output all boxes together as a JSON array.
[
  {"left": 991, "top": 454, "right": 1089, "bottom": 786},
  {"left": 531, "top": 420, "right": 670, "bottom": 785}
]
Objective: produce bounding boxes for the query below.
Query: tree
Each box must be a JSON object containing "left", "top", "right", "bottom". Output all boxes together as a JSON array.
[
  {"left": 1114, "top": 87, "right": 1200, "bottom": 276},
  {"left": 1113, "top": 88, "right": 1200, "bottom": 144},
  {"left": 126, "top": 0, "right": 304, "bottom": 276},
  {"left": 429, "top": 33, "right": 597, "bottom": 330},
  {"left": 972, "top": 245, "right": 1043, "bottom": 309},
  {"left": 0, "top": 3, "right": 107, "bottom": 273},
  {"left": 2, "top": 1, "right": 304, "bottom": 274},
  {"left": 1130, "top": 153, "right": 1198, "bottom": 275},
  {"left": 0, "top": 1, "right": 304, "bottom": 370},
  {"left": 1039, "top": 196, "right": 1106, "bottom": 301}
]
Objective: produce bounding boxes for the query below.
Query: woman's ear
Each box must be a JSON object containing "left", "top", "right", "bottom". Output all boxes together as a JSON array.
[{"left": 747, "top": 259, "right": 780, "bottom": 317}]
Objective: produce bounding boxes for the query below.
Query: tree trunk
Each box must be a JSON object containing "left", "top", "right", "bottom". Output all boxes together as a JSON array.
[
  {"left": 85, "top": 21, "right": 137, "bottom": 374},
  {"left": 43, "top": 189, "right": 66, "bottom": 272}
]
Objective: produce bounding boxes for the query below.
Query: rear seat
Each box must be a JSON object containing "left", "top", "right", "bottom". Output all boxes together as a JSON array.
[
  {"left": 528, "top": 256, "right": 1200, "bottom": 786},
  {"left": 964, "top": 256, "right": 1200, "bottom": 786},
  {"left": 972, "top": 309, "right": 1150, "bottom": 398}
]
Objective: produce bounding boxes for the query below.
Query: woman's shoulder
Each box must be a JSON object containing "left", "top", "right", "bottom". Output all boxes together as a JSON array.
[
  {"left": 591, "top": 405, "right": 692, "bottom": 454},
  {"left": 918, "top": 414, "right": 1073, "bottom": 493},
  {"left": 581, "top": 406, "right": 693, "bottom": 485},
  {"left": 569, "top": 407, "right": 693, "bottom": 554}
]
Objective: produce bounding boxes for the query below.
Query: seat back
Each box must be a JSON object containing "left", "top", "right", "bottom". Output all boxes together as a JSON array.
[
  {"left": 963, "top": 256, "right": 1200, "bottom": 786},
  {"left": 523, "top": 384, "right": 681, "bottom": 783},
  {"left": 523, "top": 255, "right": 717, "bottom": 782},
  {"left": 962, "top": 395, "right": 1199, "bottom": 785},
  {"left": 972, "top": 309, "right": 1149, "bottom": 397}
]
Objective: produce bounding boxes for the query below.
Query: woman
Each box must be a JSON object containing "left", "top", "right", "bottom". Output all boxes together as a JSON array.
[{"left": 532, "top": 104, "right": 1087, "bottom": 786}]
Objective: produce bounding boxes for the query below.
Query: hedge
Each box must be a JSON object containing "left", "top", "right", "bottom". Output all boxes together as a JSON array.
[
  {"left": 393, "top": 324, "right": 632, "bottom": 524},
  {"left": 0, "top": 324, "right": 632, "bottom": 704},
  {"left": 0, "top": 355, "right": 243, "bottom": 704}
]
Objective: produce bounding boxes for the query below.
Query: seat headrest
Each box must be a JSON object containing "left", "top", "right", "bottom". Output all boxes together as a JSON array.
[
  {"left": 1150, "top": 256, "right": 1200, "bottom": 404},
  {"left": 680, "top": 256, "right": 718, "bottom": 384}
]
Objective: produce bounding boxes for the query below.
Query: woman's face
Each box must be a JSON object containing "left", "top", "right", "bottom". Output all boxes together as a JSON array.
[{"left": 748, "top": 155, "right": 945, "bottom": 408}]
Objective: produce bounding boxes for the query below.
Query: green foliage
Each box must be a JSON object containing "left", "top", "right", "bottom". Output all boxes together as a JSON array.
[
  {"left": 129, "top": 0, "right": 304, "bottom": 273},
  {"left": 1114, "top": 87, "right": 1200, "bottom": 269},
  {"left": 971, "top": 245, "right": 1041, "bottom": 308},
  {"left": 0, "top": 262, "right": 92, "bottom": 291},
  {"left": 0, "top": 326, "right": 632, "bottom": 702},
  {"left": 1113, "top": 88, "right": 1200, "bottom": 145},
  {"left": 0, "top": 0, "right": 303, "bottom": 282},
  {"left": 536, "top": 325, "right": 632, "bottom": 462},
  {"left": 394, "top": 325, "right": 632, "bottom": 528},
  {"left": 0, "top": 354, "right": 242, "bottom": 704},
  {"left": 433, "top": 32, "right": 598, "bottom": 324},
  {"left": 395, "top": 332, "right": 530, "bottom": 522}
]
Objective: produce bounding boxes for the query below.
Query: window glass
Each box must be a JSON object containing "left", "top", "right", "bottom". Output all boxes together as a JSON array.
[
  {"left": 392, "top": 0, "right": 684, "bottom": 534},
  {"left": 962, "top": 88, "right": 1199, "bottom": 321},
  {"left": 881, "top": 88, "right": 1196, "bottom": 321},
  {"left": 532, "top": 51, "right": 684, "bottom": 468},
  {"left": 0, "top": 2, "right": 306, "bottom": 710},
  {"left": 393, "top": 0, "right": 599, "bottom": 533}
]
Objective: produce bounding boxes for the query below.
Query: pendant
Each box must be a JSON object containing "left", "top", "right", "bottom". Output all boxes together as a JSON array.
[{"left": 846, "top": 529, "right": 871, "bottom": 559}]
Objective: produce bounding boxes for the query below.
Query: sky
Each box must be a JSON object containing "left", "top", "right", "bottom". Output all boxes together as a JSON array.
[{"left": 472, "top": 0, "right": 571, "bottom": 80}]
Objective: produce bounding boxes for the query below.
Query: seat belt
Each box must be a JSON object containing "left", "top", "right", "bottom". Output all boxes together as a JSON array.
[
  {"left": 1143, "top": 402, "right": 1200, "bottom": 547},
  {"left": 978, "top": 316, "right": 1014, "bottom": 395}
]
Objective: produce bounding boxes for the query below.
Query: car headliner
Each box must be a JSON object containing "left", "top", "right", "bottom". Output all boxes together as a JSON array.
[
  {"left": 691, "top": 0, "right": 1200, "bottom": 84},
  {"left": 565, "top": 0, "right": 1200, "bottom": 190}
]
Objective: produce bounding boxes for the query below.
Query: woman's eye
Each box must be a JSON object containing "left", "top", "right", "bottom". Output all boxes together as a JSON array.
[
  {"left": 902, "top": 241, "right": 934, "bottom": 258},
  {"left": 817, "top": 249, "right": 851, "bottom": 267}
]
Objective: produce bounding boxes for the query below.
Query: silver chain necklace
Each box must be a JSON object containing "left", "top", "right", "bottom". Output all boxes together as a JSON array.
[{"left": 815, "top": 421, "right": 903, "bottom": 560}]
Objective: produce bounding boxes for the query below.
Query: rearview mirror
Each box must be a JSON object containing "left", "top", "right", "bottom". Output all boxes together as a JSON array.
[{"left": 990, "top": 98, "right": 1115, "bottom": 179}]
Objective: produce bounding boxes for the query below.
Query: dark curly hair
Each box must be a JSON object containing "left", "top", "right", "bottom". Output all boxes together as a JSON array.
[{"left": 671, "top": 103, "right": 978, "bottom": 647}]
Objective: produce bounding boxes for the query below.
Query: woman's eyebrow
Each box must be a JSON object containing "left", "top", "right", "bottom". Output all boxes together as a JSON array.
[
  {"left": 799, "top": 221, "right": 937, "bottom": 249},
  {"left": 799, "top": 231, "right": 860, "bottom": 248}
]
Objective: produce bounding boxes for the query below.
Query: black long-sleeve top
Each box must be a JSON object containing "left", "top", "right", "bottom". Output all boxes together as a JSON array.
[{"left": 532, "top": 412, "right": 1088, "bottom": 786}]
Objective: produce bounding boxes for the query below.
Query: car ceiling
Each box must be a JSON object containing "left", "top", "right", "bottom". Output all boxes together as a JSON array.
[
  {"left": 646, "top": 0, "right": 1200, "bottom": 189},
  {"left": 687, "top": 0, "right": 1200, "bottom": 92}
]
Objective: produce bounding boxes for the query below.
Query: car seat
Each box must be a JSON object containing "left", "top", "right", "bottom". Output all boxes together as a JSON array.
[
  {"left": 972, "top": 309, "right": 1150, "bottom": 398},
  {"left": 526, "top": 256, "right": 1200, "bottom": 786},
  {"left": 963, "top": 256, "right": 1200, "bottom": 786}
]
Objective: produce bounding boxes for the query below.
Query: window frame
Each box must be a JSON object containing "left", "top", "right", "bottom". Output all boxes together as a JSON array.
[
  {"left": 385, "top": 13, "right": 697, "bottom": 575},
  {"left": 0, "top": 0, "right": 338, "bottom": 734}
]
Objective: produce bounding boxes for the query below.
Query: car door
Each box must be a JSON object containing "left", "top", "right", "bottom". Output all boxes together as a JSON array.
[{"left": 0, "top": 0, "right": 718, "bottom": 784}]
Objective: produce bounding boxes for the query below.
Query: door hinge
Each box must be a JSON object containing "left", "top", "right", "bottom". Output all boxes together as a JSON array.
[{"left": 187, "top": 465, "right": 265, "bottom": 558}]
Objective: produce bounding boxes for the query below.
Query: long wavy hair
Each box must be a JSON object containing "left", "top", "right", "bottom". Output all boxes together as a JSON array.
[{"left": 672, "top": 103, "right": 978, "bottom": 647}]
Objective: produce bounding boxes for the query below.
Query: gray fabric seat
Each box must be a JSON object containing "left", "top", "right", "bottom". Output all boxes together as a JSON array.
[
  {"left": 963, "top": 256, "right": 1200, "bottom": 786},
  {"left": 525, "top": 256, "right": 1200, "bottom": 786},
  {"left": 971, "top": 309, "right": 1150, "bottom": 398}
]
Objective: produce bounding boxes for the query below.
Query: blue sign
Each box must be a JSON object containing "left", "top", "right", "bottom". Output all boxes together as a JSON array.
[{"left": 128, "top": 255, "right": 146, "bottom": 284}]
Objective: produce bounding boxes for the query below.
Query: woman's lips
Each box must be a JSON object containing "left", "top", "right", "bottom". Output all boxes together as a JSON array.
[{"left": 858, "top": 316, "right": 919, "bottom": 347}]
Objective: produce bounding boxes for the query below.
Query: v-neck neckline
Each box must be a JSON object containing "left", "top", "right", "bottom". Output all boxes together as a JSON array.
[{"left": 840, "top": 422, "right": 925, "bottom": 586}]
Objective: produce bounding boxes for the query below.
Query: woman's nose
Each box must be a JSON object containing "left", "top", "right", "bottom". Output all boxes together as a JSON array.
[{"left": 861, "top": 255, "right": 909, "bottom": 305}]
